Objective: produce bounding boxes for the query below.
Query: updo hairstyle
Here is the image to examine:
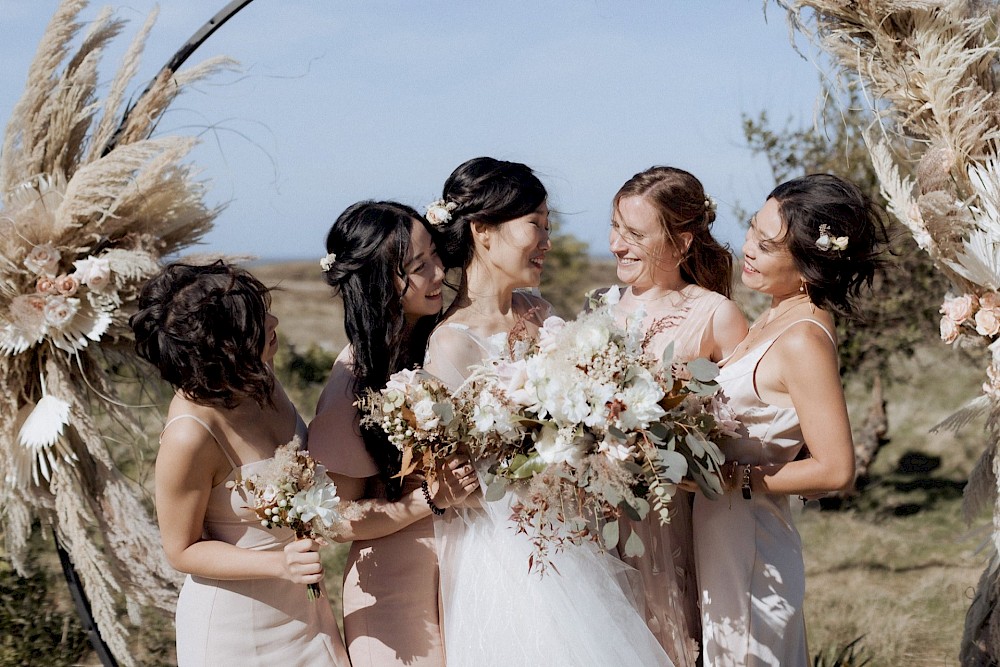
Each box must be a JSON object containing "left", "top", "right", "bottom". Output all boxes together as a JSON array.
[
  {"left": 433, "top": 157, "right": 547, "bottom": 270},
  {"left": 768, "top": 173, "right": 888, "bottom": 317}
]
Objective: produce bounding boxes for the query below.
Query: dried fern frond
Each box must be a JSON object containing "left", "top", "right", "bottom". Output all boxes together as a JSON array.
[{"left": 0, "top": 2, "right": 233, "bottom": 663}]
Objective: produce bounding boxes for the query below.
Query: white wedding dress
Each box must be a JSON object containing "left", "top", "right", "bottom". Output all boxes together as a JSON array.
[{"left": 425, "top": 320, "right": 673, "bottom": 667}]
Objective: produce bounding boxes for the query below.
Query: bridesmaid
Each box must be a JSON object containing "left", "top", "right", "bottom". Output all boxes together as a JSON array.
[
  {"left": 598, "top": 166, "right": 748, "bottom": 665},
  {"left": 693, "top": 174, "right": 887, "bottom": 665},
  {"left": 130, "top": 261, "right": 349, "bottom": 666},
  {"left": 308, "top": 201, "right": 479, "bottom": 667}
]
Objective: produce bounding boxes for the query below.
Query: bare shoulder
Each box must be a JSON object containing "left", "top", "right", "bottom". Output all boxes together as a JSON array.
[
  {"left": 712, "top": 299, "right": 749, "bottom": 335},
  {"left": 314, "top": 345, "right": 357, "bottom": 416},
  {"left": 428, "top": 321, "right": 474, "bottom": 348},
  {"left": 158, "top": 400, "right": 226, "bottom": 476},
  {"left": 774, "top": 314, "right": 838, "bottom": 359}
]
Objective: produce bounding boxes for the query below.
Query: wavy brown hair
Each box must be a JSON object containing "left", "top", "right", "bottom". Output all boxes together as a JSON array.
[
  {"left": 130, "top": 261, "right": 274, "bottom": 409},
  {"left": 614, "top": 166, "right": 734, "bottom": 297}
]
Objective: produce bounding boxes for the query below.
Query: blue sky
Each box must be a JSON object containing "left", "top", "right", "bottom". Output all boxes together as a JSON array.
[{"left": 0, "top": 1, "right": 827, "bottom": 260}]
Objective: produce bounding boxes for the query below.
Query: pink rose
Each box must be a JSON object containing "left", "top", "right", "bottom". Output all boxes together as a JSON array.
[
  {"left": 940, "top": 316, "right": 960, "bottom": 344},
  {"left": 975, "top": 308, "right": 1000, "bottom": 337},
  {"left": 23, "top": 243, "right": 61, "bottom": 276},
  {"left": 35, "top": 276, "right": 57, "bottom": 295},
  {"left": 941, "top": 293, "right": 977, "bottom": 324},
  {"left": 981, "top": 292, "right": 1000, "bottom": 311},
  {"left": 54, "top": 273, "right": 79, "bottom": 296}
]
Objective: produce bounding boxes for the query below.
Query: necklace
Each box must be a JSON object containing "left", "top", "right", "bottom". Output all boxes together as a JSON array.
[
  {"left": 625, "top": 284, "right": 691, "bottom": 304},
  {"left": 730, "top": 294, "right": 811, "bottom": 358}
]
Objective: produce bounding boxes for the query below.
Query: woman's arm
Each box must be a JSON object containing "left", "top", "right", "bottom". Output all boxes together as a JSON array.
[
  {"left": 326, "top": 459, "right": 477, "bottom": 542},
  {"left": 309, "top": 350, "right": 477, "bottom": 542},
  {"left": 747, "top": 323, "right": 855, "bottom": 496},
  {"left": 155, "top": 416, "right": 322, "bottom": 584}
]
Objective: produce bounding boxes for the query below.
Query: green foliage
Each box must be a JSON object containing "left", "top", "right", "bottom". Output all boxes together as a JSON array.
[
  {"left": 0, "top": 558, "right": 89, "bottom": 666},
  {"left": 273, "top": 337, "right": 338, "bottom": 417},
  {"left": 274, "top": 338, "right": 337, "bottom": 389},
  {"left": 540, "top": 216, "right": 592, "bottom": 318},
  {"left": 811, "top": 636, "right": 873, "bottom": 667},
  {"left": 742, "top": 82, "right": 951, "bottom": 382}
]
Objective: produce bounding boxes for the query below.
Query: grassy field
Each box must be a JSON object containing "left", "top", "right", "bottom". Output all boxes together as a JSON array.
[{"left": 1, "top": 258, "right": 984, "bottom": 666}]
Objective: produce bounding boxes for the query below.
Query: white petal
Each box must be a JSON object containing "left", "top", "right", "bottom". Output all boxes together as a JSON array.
[{"left": 18, "top": 395, "right": 71, "bottom": 449}]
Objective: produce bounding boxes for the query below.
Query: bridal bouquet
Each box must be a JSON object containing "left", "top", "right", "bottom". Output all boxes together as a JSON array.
[
  {"left": 357, "top": 368, "right": 467, "bottom": 481},
  {"left": 458, "top": 305, "right": 731, "bottom": 564},
  {"left": 229, "top": 437, "right": 343, "bottom": 600}
]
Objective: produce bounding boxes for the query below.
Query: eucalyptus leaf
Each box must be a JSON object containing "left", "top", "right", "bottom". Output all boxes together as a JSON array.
[
  {"left": 686, "top": 357, "right": 720, "bottom": 382},
  {"left": 647, "top": 422, "right": 669, "bottom": 442},
  {"left": 658, "top": 449, "right": 688, "bottom": 482},
  {"left": 685, "top": 432, "right": 707, "bottom": 458},
  {"left": 692, "top": 466, "right": 725, "bottom": 500},
  {"left": 660, "top": 341, "right": 676, "bottom": 368},
  {"left": 484, "top": 478, "right": 508, "bottom": 502},
  {"left": 622, "top": 497, "right": 650, "bottom": 521},
  {"left": 603, "top": 520, "right": 620, "bottom": 549},
  {"left": 623, "top": 529, "right": 646, "bottom": 558}
]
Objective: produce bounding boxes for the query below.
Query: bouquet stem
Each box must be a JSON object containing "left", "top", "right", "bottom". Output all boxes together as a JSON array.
[{"left": 296, "top": 531, "right": 323, "bottom": 601}]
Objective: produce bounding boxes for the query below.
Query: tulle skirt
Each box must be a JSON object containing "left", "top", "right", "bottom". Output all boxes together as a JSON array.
[{"left": 434, "top": 480, "right": 673, "bottom": 667}]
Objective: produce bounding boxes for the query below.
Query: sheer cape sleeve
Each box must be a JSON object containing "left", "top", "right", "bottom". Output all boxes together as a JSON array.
[{"left": 308, "top": 345, "right": 379, "bottom": 479}]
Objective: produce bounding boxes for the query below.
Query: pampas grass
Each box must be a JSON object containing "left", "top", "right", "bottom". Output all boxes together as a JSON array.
[
  {"left": 0, "top": 2, "right": 231, "bottom": 663},
  {"left": 778, "top": 0, "right": 1000, "bottom": 661}
]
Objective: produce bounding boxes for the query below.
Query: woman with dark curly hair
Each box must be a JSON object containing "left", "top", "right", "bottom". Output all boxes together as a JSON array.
[
  {"left": 130, "top": 260, "right": 349, "bottom": 666},
  {"left": 693, "top": 174, "right": 888, "bottom": 666},
  {"left": 308, "top": 201, "right": 478, "bottom": 667}
]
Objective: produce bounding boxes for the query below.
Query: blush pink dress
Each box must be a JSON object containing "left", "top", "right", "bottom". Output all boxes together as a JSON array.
[
  {"left": 169, "top": 413, "right": 349, "bottom": 667},
  {"left": 317, "top": 418, "right": 444, "bottom": 667},
  {"left": 609, "top": 283, "right": 731, "bottom": 667},
  {"left": 692, "top": 319, "right": 829, "bottom": 666}
]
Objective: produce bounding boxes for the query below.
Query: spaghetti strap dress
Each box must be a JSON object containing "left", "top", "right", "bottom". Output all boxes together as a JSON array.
[
  {"left": 692, "top": 318, "right": 833, "bottom": 666},
  {"left": 609, "top": 283, "right": 730, "bottom": 666},
  {"left": 168, "top": 413, "right": 349, "bottom": 667}
]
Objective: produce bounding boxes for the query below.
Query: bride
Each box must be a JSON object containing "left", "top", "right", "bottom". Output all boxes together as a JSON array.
[{"left": 422, "top": 157, "right": 673, "bottom": 666}]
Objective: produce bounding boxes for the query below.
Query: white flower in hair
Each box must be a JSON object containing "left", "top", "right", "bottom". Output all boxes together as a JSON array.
[
  {"left": 704, "top": 195, "right": 717, "bottom": 213},
  {"left": 815, "top": 224, "right": 849, "bottom": 252},
  {"left": 320, "top": 252, "right": 337, "bottom": 272},
  {"left": 425, "top": 199, "right": 458, "bottom": 227}
]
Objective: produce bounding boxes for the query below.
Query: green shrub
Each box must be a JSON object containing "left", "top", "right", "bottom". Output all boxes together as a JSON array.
[{"left": 0, "top": 558, "right": 89, "bottom": 666}]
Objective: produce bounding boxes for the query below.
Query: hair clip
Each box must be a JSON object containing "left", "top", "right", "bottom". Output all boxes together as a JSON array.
[
  {"left": 425, "top": 199, "right": 458, "bottom": 227},
  {"left": 815, "top": 224, "right": 848, "bottom": 252},
  {"left": 320, "top": 252, "right": 337, "bottom": 272},
  {"left": 704, "top": 195, "right": 717, "bottom": 213}
]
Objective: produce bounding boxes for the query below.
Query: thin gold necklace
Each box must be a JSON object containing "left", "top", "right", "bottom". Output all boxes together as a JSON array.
[
  {"left": 626, "top": 284, "right": 690, "bottom": 303},
  {"left": 753, "top": 294, "right": 810, "bottom": 332}
]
